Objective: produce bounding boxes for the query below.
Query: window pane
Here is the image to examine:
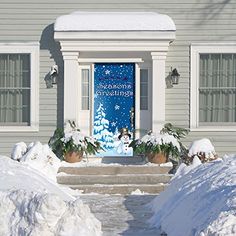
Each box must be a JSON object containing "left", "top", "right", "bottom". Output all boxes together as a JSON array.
[
  {"left": 140, "top": 69, "right": 148, "bottom": 83},
  {"left": 199, "top": 53, "right": 236, "bottom": 123},
  {"left": 140, "top": 97, "right": 148, "bottom": 110},
  {"left": 0, "top": 54, "right": 30, "bottom": 125},
  {"left": 140, "top": 69, "right": 148, "bottom": 110},
  {"left": 81, "top": 68, "right": 90, "bottom": 110}
]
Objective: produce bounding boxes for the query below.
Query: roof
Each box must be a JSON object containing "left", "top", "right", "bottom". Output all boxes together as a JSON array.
[{"left": 54, "top": 11, "right": 176, "bottom": 32}]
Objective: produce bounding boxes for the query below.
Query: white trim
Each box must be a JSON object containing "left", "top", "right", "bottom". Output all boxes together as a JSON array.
[
  {"left": 190, "top": 44, "right": 236, "bottom": 131},
  {"left": 151, "top": 52, "right": 166, "bottom": 133},
  {"left": 63, "top": 51, "right": 80, "bottom": 125},
  {"left": 56, "top": 40, "right": 171, "bottom": 52},
  {"left": 191, "top": 128, "right": 236, "bottom": 132},
  {"left": 91, "top": 64, "right": 95, "bottom": 136},
  {"left": 0, "top": 43, "right": 39, "bottom": 132},
  {"left": 54, "top": 31, "right": 175, "bottom": 41},
  {"left": 135, "top": 63, "right": 141, "bottom": 138},
  {"left": 78, "top": 58, "right": 143, "bottom": 63}
]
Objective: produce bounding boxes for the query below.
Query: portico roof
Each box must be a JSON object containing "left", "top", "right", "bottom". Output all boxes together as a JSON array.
[{"left": 54, "top": 11, "right": 176, "bottom": 32}]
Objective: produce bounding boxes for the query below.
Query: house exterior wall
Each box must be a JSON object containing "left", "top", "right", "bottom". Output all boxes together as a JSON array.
[{"left": 0, "top": 0, "right": 235, "bottom": 155}]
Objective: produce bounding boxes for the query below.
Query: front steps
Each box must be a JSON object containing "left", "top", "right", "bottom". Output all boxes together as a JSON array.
[{"left": 57, "top": 164, "right": 172, "bottom": 195}]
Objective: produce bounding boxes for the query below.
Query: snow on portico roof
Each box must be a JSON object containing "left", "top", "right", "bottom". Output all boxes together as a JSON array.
[{"left": 54, "top": 12, "right": 176, "bottom": 32}]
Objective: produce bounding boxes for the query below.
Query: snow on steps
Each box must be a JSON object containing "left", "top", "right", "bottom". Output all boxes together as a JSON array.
[{"left": 57, "top": 165, "right": 172, "bottom": 194}]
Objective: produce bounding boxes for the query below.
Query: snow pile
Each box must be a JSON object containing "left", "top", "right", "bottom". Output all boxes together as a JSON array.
[
  {"left": 188, "top": 138, "right": 216, "bottom": 161},
  {"left": 11, "top": 141, "right": 27, "bottom": 161},
  {"left": 0, "top": 156, "right": 102, "bottom": 236},
  {"left": 55, "top": 11, "right": 176, "bottom": 32},
  {"left": 11, "top": 142, "right": 61, "bottom": 182},
  {"left": 149, "top": 155, "right": 236, "bottom": 236},
  {"left": 0, "top": 190, "right": 101, "bottom": 236},
  {"left": 172, "top": 156, "right": 202, "bottom": 180}
]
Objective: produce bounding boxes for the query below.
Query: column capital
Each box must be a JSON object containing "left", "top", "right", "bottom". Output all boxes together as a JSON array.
[
  {"left": 62, "top": 51, "right": 79, "bottom": 60},
  {"left": 151, "top": 52, "right": 167, "bottom": 60}
]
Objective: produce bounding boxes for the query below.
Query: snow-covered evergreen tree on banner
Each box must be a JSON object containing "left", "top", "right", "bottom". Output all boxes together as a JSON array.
[{"left": 94, "top": 103, "right": 114, "bottom": 150}]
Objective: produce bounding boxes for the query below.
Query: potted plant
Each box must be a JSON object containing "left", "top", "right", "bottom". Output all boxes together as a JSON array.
[
  {"left": 49, "top": 121, "right": 102, "bottom": 163},
  {"left": 145, "top": 133, "right": 181, "bottom": 164},
  {"left": 130, "top": 123, "right": 188, "bottom": 164}
]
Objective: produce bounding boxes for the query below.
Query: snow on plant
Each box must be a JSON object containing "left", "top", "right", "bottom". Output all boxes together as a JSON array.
[
  {"left": 130, "top": 130, "right": 181, "bottom": 159},
  {"left": 49, "top": 121, "right": 102, "bottom": 158},
  {"left": 188, "top": 138, "right": 217, "bottom": 163},
  {"left": 147, "top": 134, "right": 181, "bottom": 152},
  {"left": 62, "top": 130, "right": 87, "bottom": 148}
]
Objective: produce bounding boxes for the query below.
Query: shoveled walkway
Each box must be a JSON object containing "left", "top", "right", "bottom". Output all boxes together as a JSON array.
[{"left": 80, "top": 194, "right": 161, "bottom": 236}]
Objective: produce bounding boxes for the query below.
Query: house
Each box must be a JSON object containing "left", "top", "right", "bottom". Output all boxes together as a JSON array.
[{"left": 0, "top": 0, "right": 235, "bottom": 156}]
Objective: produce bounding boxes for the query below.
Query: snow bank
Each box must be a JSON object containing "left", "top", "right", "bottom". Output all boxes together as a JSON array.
[
  {"left": 0, "top": 156, "right": 102, "bottom": 236},
  {"left": 55, "top": 11, "right": 176, "bottom": 32},
  {"left": 0, "top": 155, "right": 70, "bottom": 201},
  {"left": 0, "top": 190, "right": 101, "bottom": 236},
  {"left": 149, "top": 155, "right": 236, "bottom": 236},
  {"left": 11, "top": 142, "right": 61, "bottom": 182}
]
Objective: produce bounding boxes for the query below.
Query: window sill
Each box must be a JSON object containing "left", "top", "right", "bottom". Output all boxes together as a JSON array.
[
  {"left": 190, "top": 127, "right": 236, "bottom": 132},
  {"left": 0, "top": 125, "right": 39, "bottom": 132}
]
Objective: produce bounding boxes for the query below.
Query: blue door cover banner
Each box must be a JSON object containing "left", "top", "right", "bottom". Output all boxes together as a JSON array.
[{"left": 93, "top": 63, "right": 135, "bottom": 156}]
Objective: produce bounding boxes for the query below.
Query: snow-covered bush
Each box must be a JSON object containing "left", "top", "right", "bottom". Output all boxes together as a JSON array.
[
  {"left": 49, "top": 121, "right": 102, "bottom": 159},
  {"left": 11, "top": 141, "right": 61, "bottom": 182},
  {"left": 187, "top": 138, "right": 218, "bottom": 163}
]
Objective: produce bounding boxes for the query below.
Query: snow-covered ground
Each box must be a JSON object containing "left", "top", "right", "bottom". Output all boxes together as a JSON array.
[
  {"left": 0, "top": 144, "right": 102, "bottom": 236},
  {"left": 4, "top": 139, "right": 236, "bottom": 235},
  {"left": 149, "top": 155, "right": 236, "bottom": 236}
]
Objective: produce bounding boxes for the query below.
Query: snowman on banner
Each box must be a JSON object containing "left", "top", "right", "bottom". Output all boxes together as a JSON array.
[{"left": 116, "top": 128, "right": 132, "bottom": 155}]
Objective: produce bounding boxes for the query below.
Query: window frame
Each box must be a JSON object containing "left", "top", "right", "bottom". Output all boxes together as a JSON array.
[
  {"left": 0, "top": 43, "right": 39, "bottom": 132},
  {"left": 190, "top": 43, "right": 236, "bottom": 131}
]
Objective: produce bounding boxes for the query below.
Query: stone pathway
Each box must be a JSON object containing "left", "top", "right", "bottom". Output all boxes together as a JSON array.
[{"left": 80, "top": 194, "right": 161, "bottom": 236}]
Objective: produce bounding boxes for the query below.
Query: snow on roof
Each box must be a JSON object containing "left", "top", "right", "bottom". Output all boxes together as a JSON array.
[{"left": 54, "top": 11, "right": 176, "bottom": 32}]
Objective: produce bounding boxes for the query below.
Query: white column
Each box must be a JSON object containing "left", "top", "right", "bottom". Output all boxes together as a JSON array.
[
  {"left": 151, "top": 52, "right": 167, "bottom": 133},
  {"left": 62, "top": 51, "right": 80, "bottom": 125}
]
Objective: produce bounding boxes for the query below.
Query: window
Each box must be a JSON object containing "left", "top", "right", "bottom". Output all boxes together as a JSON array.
[
  {"left": 81, "top": 68, "right": 90, "bottom": 110},
  {"left": 140, "top": 69, "right": 148, "bottom": 110},
  {"left": 191, "top": 44, "right": 236, "bottom": 130},
  {"left": 0, "top": 43, "right": 39, "bottom": 131}
]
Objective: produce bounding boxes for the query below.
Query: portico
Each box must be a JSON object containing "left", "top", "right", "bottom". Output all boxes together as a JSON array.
[{"left": 54, "top": 11, "right": 176, "bottom": 142}]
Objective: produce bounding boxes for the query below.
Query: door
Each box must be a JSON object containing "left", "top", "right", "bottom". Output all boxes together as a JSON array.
[{"left": 93, "top": 63, "right": 135, "bottom": 156}]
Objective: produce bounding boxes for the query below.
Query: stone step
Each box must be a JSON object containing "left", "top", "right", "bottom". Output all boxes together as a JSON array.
[
  {"left": 57, "top": 173, "right": 172, "bottom": 185},
  {"left": 95, "top": 156, "right": 146, "bottom": 164},
  {"left": 58, "top": 166, "right": 172, "bottom": 175},
  {"left": 64, "top": 183, "right": 167, "bottom": 194}
]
